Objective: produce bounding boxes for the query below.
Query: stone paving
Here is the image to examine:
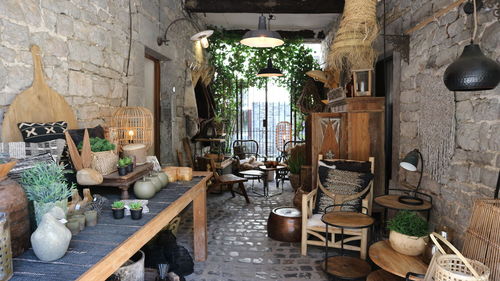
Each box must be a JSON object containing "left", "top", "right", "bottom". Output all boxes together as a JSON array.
[{"left": 176, "top": 181, "right": 330, "bottom": 281}]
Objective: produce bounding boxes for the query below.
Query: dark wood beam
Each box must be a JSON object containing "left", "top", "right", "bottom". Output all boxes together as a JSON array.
[{"left": 185, "top": 0, "right": 344, "bottom": 14}]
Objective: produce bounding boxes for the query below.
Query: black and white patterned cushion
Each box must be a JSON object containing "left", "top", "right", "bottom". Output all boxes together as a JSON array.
[
  {"left": 0, "top": 140, "right": 66, "bottom": 163},
  {"left": 17, "top": 121, "right": 67, "bottom": 143}
]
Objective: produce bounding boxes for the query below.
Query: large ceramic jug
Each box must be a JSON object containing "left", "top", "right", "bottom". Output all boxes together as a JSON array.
[{"left": 31, "top": 206, "right": 71, "bottom": 261}]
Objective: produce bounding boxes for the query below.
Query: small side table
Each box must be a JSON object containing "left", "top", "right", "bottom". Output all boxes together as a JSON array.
[
  {"left": 239, "top": 170, "right": 265, "bottom": 196},
  {"left": 369, "top": 240, "right": 428, "bottom": 280},
  {"left": 258, "top": 165, "right": 286, "bottom": 197},
  {"left": 321, "top": 211, "right": 375, "bottom": 280}
]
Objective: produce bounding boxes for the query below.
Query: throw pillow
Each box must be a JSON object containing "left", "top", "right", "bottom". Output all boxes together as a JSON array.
[
  {"left": 67, "top": 125, "right": 105, "bottom": 146},
  {"left": 315, "top": 161, "right": 374, "bottom": 213},
  {"left": 0, "top": 139, "right": 66, "bottom": 163},
  {"left": 18, "top": 121, "right": 67, "bottom": 143},
  {"left": 321, "top": 159, "right": 372, "bottom": 173},
  {"left": 8, "top": 153, "right": 55, "bottom": 182}
]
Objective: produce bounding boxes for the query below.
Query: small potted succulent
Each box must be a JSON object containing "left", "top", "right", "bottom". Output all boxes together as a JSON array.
[
  {"left": 117, "top": 158, "right": 128, "bottom": 176},
  {"left": 388, "top": 210, "right": 429, "bottom": 256},
  {"left": 111, "top": 201, "right": 125, "bottom": 219},
  {"left": 129, "top": 202, "right": 143, "bottom": 220},
  {"left": 124, "top": 157, "right": 133, "bottom": 173}
]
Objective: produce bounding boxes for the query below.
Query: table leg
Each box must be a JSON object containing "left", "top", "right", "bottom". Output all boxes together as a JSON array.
[
  {"left": 193, "top": 185, "right": 207, "bottom": 261},
  {"left": 119, "top": 186, "right": 130, "bottom": 199},
  {"left": 263, "top": 171, "right": 269, "bottom": 197}
]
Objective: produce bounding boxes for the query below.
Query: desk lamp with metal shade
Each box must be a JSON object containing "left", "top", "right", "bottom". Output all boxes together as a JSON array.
[{"left": 399, "top": 149, "right": 424, "bottom": 205}]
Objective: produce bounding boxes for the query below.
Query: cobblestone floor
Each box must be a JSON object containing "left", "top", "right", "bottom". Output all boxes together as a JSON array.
[{"left": 176, "top": 180, "right": 330, "bottom": 281}]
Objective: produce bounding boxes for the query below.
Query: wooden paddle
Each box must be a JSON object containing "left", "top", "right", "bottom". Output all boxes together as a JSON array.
[{"left": 1, "top": 45, "right": 78, "bottom": 142}]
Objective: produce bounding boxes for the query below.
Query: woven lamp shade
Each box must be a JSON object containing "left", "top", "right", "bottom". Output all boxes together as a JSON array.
[{"left": 111, "top": 106, "right": 154, "bottom": 150}]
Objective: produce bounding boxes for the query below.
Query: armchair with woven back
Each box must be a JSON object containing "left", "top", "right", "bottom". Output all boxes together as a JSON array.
[{"left": 301, "top": 156, "right": 375, "bottom": 260}]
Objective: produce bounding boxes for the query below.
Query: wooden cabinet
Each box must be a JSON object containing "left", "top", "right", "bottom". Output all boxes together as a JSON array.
[{"left": 306, "top": 97, "right": 385, "bottom": 197}]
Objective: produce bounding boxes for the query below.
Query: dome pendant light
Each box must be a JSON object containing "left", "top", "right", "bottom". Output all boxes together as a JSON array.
[
  {"left": 257, "top": 58, "right": 283, "bottom": 77},
  {"left": 443, "top": 0, "right": 500, "bottom": 91},
  {"left": 241, "top": 15, "right": 284, "bottom": 48}
]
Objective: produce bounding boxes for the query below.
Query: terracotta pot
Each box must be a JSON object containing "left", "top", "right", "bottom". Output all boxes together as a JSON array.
[
  {"left": 389, "top": 230, "right": 427, "bottom": 256},
  {"left": 289, "top": 173, "right": 301, "bottom": 191}
]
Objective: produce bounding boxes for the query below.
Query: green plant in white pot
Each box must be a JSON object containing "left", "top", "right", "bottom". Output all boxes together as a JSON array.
[
  {"left": 388, "top": 210, "right": 429, "bottom": 256},
  {"left": 21, "top": 163, "right": 75, "bottom": 226}
]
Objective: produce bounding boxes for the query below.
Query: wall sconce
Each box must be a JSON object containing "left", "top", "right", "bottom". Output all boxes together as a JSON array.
[{"left": 157, "top": 18, "right": 213, "bottom": 48}]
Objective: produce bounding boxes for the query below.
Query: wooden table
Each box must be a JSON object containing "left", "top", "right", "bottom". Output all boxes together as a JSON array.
[
  {"left": 97, "top": 163, "right": 154, "bottom": 199},
  {"left": 369, "top": 240, "right": 428, "bottom": 280},
  {"left": 11, "top": 172, "right": 212, "bottom": 281}
]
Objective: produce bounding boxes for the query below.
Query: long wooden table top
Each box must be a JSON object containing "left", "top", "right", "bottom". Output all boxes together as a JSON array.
[{"left": 11, "top": 172, "right": 212, "bottom": 281}]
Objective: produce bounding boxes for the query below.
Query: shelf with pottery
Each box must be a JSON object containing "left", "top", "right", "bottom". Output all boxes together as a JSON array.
[{"left": 10, "top": 171, "right": 212, "bottom": 281}]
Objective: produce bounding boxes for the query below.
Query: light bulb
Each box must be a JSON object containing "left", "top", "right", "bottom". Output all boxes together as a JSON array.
[
  {"left": 128, "top": 130, "right": 134, "bottom": 137},
  {"left": 200, "top": 37, "right": 209, "bottom": 48}
]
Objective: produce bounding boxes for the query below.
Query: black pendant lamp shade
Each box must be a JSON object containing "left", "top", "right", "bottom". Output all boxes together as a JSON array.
[
  {"left": 444, "top": 44, "right": 500, "bottom": 91},
  {"left": 257, "top": 58, "right": 283, "bottom": 77},
  {"left": 241, "top": 15, "right": 284, "bottom": 48}
]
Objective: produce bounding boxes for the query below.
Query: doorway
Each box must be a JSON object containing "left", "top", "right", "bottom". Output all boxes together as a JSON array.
[{"left": 144, "top": 53, "right": 161, "bottom": 159}]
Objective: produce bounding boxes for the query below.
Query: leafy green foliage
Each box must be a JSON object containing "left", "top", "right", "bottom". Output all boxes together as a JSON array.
[
  {"left": 208, "top": 27, "right": 320, "bottom": 146},
  {"left": 118, "top": 158, "right": 128, "bottom": 168},
  {"left": 129, "top": 202, "right": 142, "bottom": 210},
  {"left": 287, "top": 145, "right": 306, "bottom": 174},
  {"left": 21, "top": 163, "right": 75, "bottom": 203},
  {"left": 388, "top": 210, "right": 429, "bottom": 237},
  {"left": 77, "top": 137, "right": 115, "bottom": 152},
  {"left": 112, "top": 201, "right": 125, "bottom": 209},
  {"left": 124, "top": 157, "right": 132, "bottom": 165}
]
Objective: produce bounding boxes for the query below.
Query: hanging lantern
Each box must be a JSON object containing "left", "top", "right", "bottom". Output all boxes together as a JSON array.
[
  {"left": 352, "top": 69, "right": 373, "bottom": 96},
  {"left": 241, "top": 15, "right": 284, "bottom": 48},
  {"left": 111, "top": 107, "right": 154, "bottom": 150},
  {"left": 444, "top": 44, "right": 500, "bottom": 91},
  {"left": 257, "top": 58, "right": 283, "bottom": 77}
]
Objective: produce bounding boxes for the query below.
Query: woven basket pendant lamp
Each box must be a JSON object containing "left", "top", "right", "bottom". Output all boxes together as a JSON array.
[{"left": 111, "top": 107, "right": 154, "bottom": 150}]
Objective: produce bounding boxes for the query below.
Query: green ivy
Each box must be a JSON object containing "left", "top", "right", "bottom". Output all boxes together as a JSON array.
[
  {"left": 387, "top": 210, "right": 429, "bottom": 237},
  {"left": 208, "top": 27, "right": 320, "bottom": 143}
]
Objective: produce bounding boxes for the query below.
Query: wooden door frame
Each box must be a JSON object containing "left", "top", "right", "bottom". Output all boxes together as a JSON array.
[{"left": 145, "top": 53, "right": 161, "bottom": 159}]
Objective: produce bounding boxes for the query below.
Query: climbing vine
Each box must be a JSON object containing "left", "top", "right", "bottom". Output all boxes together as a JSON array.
[{"left": 207, "top": 27, "right": 319, "bottom": 141}]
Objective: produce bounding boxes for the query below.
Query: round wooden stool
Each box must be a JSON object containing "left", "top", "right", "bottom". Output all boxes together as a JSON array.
[{"left": 267, "top": 207, "right": 302, "bottom": 242}]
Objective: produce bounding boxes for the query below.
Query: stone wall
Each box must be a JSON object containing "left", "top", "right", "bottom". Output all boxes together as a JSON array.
[
  {"left": 0, "top": 0, "right": 207, "bottom": 164},
  {"left": 384, "top": 0, "right": 500, "bottom": 245}
]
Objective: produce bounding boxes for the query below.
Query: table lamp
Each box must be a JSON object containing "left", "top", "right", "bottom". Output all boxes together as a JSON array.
[{"left": 399, "top": 149, "right": 424, "bottom": 205}]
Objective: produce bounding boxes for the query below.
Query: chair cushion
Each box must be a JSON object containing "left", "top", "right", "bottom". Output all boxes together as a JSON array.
[
  {"left": 307, "top": 214, "right": 326, "bottom": 228},
  {"left": 315, "top": 160, "right": 373, "bottom": 213}
]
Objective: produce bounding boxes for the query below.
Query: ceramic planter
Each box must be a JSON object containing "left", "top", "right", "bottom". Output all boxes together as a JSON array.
[
  {"left": 33, "top": 199, "right": 68, "bottom": 226},
  {"left": 126, "top": 164, "right": 133, "bottom": 173},
  {"left": 154, "top": 171, "right": 169, "bottom": 187},
  {"left": 145, "top": 175, "right": 162, "bottom": 192},
  {"left": 66, "top": 219, "right": 80, "bottom": 235},
  {"left": 389, "top": 230, "right": 427, "bottom": 256},
  {"left": 118, "top": 166, "right": 128, "bottom": 176},
  {"left": 133, "top": 178, "right": 155, "bottom": 199},
  {"left": 130, "top": 208, "right": 143, "bottom": 220},
  {"left": 112, "top": 208, "right": 125, "bottom": 219},
  {"left": 72, "top": 214, "right": 85, "bottom": 231},
  {"left": 84, "top": 210, "right": 98, "bottom": 227},
  {"left": 31, "top": 206, "right": 71, "bottom": 262}
]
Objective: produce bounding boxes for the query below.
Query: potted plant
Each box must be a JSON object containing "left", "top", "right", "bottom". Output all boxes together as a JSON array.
[
  {"left": 78, "top": 137, "right": 118, "bottom": 175},
  {"left": 124, "top": 156, "right": 133, "bottom": 173},
  {"left": 21, "top": 163, "right": 75, "bottom": 225},
  {"left": 387, "top": 210, "right": 429, "bottom": 256},
  {"left": 111, "top": 201, "right": 125, "bottom": 219},
  {"left": 118, "top": 158, "right": 129, "bottom": 176},
  {"left": 212, "top": 115, "right": 225, "bottom": 136},
  {"left": 286, "top": 144, "right": 305, "bottom": 191},
  {"left": 129, "top": 202, "right": 143, "bottom": 220}
]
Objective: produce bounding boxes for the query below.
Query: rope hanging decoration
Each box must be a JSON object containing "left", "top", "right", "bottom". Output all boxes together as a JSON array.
[
  {"left": 111, "top": 107, "right": 154, "bottom": 150},
  {"left": 327, "top": 0, "right": 379, "bottom": 72},
  {"left": 297, "top": 78, "right": 325, "bottom": 114}
]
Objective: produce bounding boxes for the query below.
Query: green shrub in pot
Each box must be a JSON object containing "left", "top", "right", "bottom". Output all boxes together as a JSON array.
[
  {"left": 21, "top": 163, "right": 75, "bottom": 225},
  {"left": 286, "top": 144, "right": 305, "bottom": 190},
  {"left": 77, "top": 137, "right": 115, "bottom": 152},
  {"left": 387, "top": 210, "right": 429, "bottom": 256}
]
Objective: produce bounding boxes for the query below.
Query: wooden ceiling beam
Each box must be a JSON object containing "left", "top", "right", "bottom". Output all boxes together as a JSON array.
[{"left": 185, "top": 0, "right": 344, "bottom": 14}]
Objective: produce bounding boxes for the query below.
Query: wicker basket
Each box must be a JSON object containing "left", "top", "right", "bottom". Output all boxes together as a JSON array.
[
  {"left": 0, "top": 212, "right": 13, "bottom": 281},
  {"left": 425, "top": 233, "right": 490, "bottom": 281},
  {"left": 91, "top": 151, "right": 118, "bottom": 175}
]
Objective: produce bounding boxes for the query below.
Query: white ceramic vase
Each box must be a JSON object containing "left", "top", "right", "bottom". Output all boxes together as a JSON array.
[{"left": 31, "top": 206, "right": 71, "bottom": 261}]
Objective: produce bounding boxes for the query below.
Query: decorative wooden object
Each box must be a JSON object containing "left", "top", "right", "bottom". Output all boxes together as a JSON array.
[
  {"left": 1, "top": 45, "right": 78, "bottom": 142},
  {"left": 275, "top": 121, "right": 292, "bottom": 152},
  {"left": 369, "top": 240, "right": 428, "bottom": 279},
  {"left": 163, "top": 167, "right": 193, "bottom": 182},
  {"left": 111, "top": 107, "right": 154, "bottom": 150},
  {"left": 352, "top": 69, "right": 372, "bottom": 97},
  {"left": 306, "top": 98, "right": 385, "bottom": 197},
  {"left": 0, "top": 179, "right": 29, "bottom": 257},
  {"left": 463, "top": 199, "right": 500, "bottom": 281},
  {"left": 96, "top": 163, "right": 153, "bottom": 199},
  {"left": 0, "top": 161, "right": 16, "bottom": 182},
  {"left": 163, "top": 167, "right": 178, "bottom": 182}
]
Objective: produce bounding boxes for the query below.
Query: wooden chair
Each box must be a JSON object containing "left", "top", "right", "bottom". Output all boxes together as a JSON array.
[
  {"left": 207, "top": 158, "right": 250, "bottom": 204},
  {"left": 301, "top": 157, "right": 375, "bottom": 259}
]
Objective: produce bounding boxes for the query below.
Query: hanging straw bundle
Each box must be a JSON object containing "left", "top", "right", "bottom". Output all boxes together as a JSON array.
[
  {"left": 327, "top": 0, "right": 379, "bottom": 72},
  {"left": 297, "top": 78, "right": 324, "bottom": 114}
]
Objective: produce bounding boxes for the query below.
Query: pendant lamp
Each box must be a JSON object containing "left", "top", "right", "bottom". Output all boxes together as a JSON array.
[
  {"left": 443, "top": 0, "right": 500, "bottom": 91},
  {"left": 257, "top": 58, "right": 283, "bottom": 77},
  {"left": 241, "top": 15, "right": 284, "bottom": 48}
]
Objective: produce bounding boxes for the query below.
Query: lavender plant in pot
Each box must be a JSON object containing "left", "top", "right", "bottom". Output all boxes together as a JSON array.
[
  {"left": 387, "top": 210, "right": 429, "bottom": 256},
  {"left": 129, "top": 202, "right": 143, "bottom": 220},
  {"left": 111, "top": 201, "right": 125, "bottom": 219}
]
